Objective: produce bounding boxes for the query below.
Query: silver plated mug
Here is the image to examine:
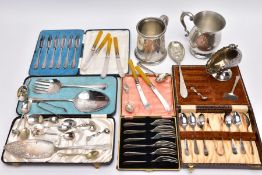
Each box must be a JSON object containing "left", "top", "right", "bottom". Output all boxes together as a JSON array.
[
  {"left": 180, "top": 11, "right": 226, "bottom": 59},
  {"left": 135, "top": 15, "right": 168, "bottom": 64}
]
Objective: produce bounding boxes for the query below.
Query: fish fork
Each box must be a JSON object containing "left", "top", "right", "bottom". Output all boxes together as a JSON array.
[
  {"left": 34, "top": 36, "right": 45, "bottom": 69},
  {"left": 63, "top": 35, "right": 73, "bottom": 68},
  {"left": 124, "top": 148, "right": 177, "bottom": 156},
  {"left": 33, "top": 79, "right": 107, "bottom": 94},
  {"left": 71, "top": 35, "right": 81, "bottom": 68},
  {"left": 123, "top": 140, "right": 176, "bottom": 149},
  {"left": 49, "top": 36, "right": 59, "bottom": 69},
  {"left": 56, "top": 35, "right": 66, "bottom": 69}
]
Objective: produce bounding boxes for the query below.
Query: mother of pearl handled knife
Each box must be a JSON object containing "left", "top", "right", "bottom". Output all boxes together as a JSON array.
[
  {"left": 113, "top": 37, "right": 125, "bottom": 77},
  {"left": 128, "top": 59, "right": 150, "bottom": 109},
  {"left": 135, "top": 66, "right": 170, "bottom": 112},
  {"left": 101, "top": 37, "right": 112, "bottom": 78}
]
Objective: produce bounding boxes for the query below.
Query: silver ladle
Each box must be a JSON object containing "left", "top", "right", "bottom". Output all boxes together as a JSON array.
[
  {"left": 224, "top": 113, "right": 238, "bottom": 154},
  {"left": 168, "top": 41, "right": 188, "bottom": 98},
  {"left": 137, "top": 62, "right": 169, "bottom": 83},
  {"left": 31, "top": 91, "right": 109, "bottom": 113}
]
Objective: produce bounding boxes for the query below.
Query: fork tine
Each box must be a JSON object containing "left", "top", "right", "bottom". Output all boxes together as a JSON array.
[
  {"left": 34, "top": 81, "right": 50, "bottom": 86},
  {"left": 33, "top": 85, "right": 49, "bottom": 90},
  {"left": 33, "top": 89, "right": 48, "bottom": 94},
  {"left": 35, "top": 79, "right": 50, "bottom": 83}
]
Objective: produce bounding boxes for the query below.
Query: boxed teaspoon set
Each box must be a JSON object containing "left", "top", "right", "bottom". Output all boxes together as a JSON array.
[{"left": 1, "top": 28, "right": 130, "bottom": 167}]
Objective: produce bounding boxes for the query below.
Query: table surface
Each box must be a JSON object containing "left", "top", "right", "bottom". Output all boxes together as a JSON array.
[{"left": 0, "top": 0, "right": 262, "bottom": 174}]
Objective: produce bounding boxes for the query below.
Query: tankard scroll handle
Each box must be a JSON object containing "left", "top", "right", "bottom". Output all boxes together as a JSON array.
[{"left": 180, "top": 12, "right": 194, "bottom": 37}]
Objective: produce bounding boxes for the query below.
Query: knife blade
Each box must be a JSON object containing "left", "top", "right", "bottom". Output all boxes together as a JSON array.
[
  {"left": 128, "top": 59, "right": 150, "bottom": 110},
  {"left": 135, "top": 66, "right": 170, "bottom": 112}
]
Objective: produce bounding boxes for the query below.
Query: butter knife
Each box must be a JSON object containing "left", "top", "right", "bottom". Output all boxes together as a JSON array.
[
  {"left": 101, "top": 37, "right": 112, "bottom": 78},
  {"left": 113, "top": 37, "right": 125, "bottom": 77},
  {"left": 128, "top": 59, "right": 150, "bottom": 110},
  {"left": 135, "top": 66, "right": 170, "bottom": 112}
]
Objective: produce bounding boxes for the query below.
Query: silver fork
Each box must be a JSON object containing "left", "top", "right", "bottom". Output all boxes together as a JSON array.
[
  {"left": 41, "top": 36, "right": 52, "bottom": 69},
  {"left": 124, "top": 148, "right": 177, "bottom": 156},
  {"left": 33, "top": 79, "right": 107, "bottom": 94},
  {"left": 63, "top": 35, "right": 73, "bottom": 69},
  {"left": 152, "top": 156, "right": 178, "bottom": 163},
  {"left": 123, "top": 140, "right": 176, "bottom": 149}
]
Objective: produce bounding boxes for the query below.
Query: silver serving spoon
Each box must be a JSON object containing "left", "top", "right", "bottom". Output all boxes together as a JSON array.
[
  {"left": 243, "top": 113, "right": 254, "bottom": 155},
  {"left": 223, "top": 76, "right": 240, "bottom": 101},
  {"left": 4, "top": 139, "right": 110, "bottom": 159},
  {"left": 137, "top": 62, "right": 169, "bottom": 83},
  {"left": 197, "top": 113, "right": 209, "bottom": 156},
  {"left": 233, "top": 112, "right": 246, "bottom": 154},
  {"left": 179, "top": 113, "right": 189, "bottom": 156},
  {"left": 31, "top": 91, "right": 109, "bottom": 112},
  {"left": 168, "top": 41, "right": 188, "bottom": 98},
  {"left": 189, "top": 113, "right": 199, "bottom": 154},
  {"left": 224, "top": 113, "right": 238, "bottom": 154}
]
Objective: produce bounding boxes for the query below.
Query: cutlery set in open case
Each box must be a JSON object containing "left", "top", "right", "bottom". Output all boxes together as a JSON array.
[{"left": 2, "top": 11, "right": 262, "bottom": 171}]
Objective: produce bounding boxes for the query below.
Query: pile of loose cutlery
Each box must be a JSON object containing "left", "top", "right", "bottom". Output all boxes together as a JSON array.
[{"left": 119, "top": 118, "right": 179, "bottom": 169}]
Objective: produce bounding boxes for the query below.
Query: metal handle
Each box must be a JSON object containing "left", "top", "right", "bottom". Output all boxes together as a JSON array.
[
  {"left": 180, "top": 12, "right": 194, "bottom": 37},
  {"left": 231, "top": 75, "right": 240, "bottom": 93},
  {"left": 137, "top": 62, "right": 157, "bottom": 75},
  {"left": 63, "top": 84, "right": 107, "bottom": 90},
  {"left": 159, "top": 15, "right": 169, "bottom": 26},
  {"left": 179, "top": 65, "right": 188, "bottom": 98}
]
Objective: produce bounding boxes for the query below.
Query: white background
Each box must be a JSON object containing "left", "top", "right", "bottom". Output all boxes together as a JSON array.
[{"left": 0, "top": 0, "right": 262, "bottom": 174}]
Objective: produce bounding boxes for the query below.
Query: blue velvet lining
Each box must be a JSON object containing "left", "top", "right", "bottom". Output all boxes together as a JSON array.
[
  {"left": 29, "top": 30, "right": 84, "bottom": 76},
  {"left": 17, "top": 76, "right": 117, "bottom": 116}
]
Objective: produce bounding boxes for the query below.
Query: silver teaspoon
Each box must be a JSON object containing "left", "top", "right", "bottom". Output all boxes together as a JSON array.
[
  {"left": 179, "top": 113, "right": 189, "bottom": 156},
  {"left": 224, "top": 113, "right": 238, "bottom": 154},
  {"left": 189, "top": 113, "right": 199, "bottom": 154},
  {"left": 197, "top": 113, "right": 209, "bottom": 156},
  {"left": 233, "top": 112, "right": 246, "bottom": 154},
  {"left": 168, "top": 41, "right": 188, "bottom": 98}
]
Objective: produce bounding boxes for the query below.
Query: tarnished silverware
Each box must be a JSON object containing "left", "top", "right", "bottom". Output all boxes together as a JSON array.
[
  {"left": 58, "top": 150, "right": 99, "bottom": 160},
  {"left": 41, "top": 35, "right": 52, "bottom": 69},
  {"left": 123, "top": 130, "right": 146, "bottom": 134},
  {"left": 124, "top": 148, "right": 176, "bottom": 156},
  {"left": 135, "top": 66, "right": 170, "bottom": 112},
  {"left": 34, "top": 36, "right": 45, "bottom": 69},
  {"left": 56, "top": 35, "right": 66, "bottom": 69},
  {"left": 150, "top": 119, "right": 173, "bottom": 126},
  {"left": 113, "top": 37, "right": 125, "bottom": 77},
  {"left": 101, "top": 37, "right": 112, "bottom": 78},
  {"left": 123, "top": 122, "right": 145, "bottom": 127},
  {"left": 49, "top": 36, "right": 58, "bottom": 68},
  {"left": 71, "top": 35, "right": 81, "bottom": 68},
  {"left": 63, "top": 35, "right": 73, "bottom": 69},
  {"left": 123, "top": 141, "right": 176, "bottom": 149},
  {"left": 33, "top": 78, "right": 107, "bottom": 94},
  {"left": 128, "top": 59, "right": 150, "bottom": 109},
  {"left": 151, "top": 132, "right": 176, "bottom": 139}
]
